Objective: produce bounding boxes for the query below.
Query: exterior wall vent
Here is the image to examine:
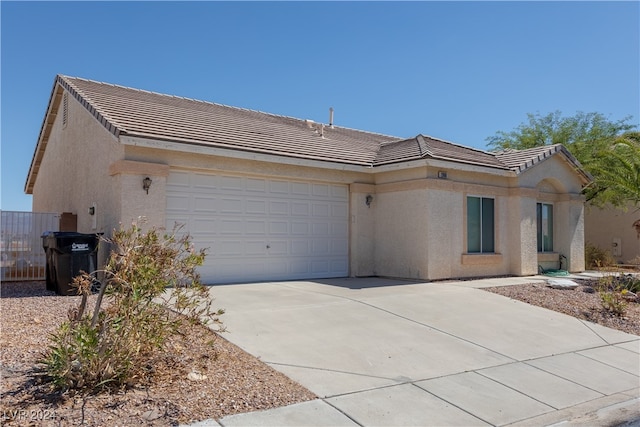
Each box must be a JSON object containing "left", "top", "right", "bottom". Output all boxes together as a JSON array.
[
  {"left": 62, "top": 92, "right": 69, "bottom": 127},
  {"left": 438, "top": 171, "right": 448, "bottom": 179}
]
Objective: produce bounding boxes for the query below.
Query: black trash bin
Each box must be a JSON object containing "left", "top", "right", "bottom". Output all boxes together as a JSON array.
[{"left": 42, "top": 232, "right": 99, "bottom": 295}]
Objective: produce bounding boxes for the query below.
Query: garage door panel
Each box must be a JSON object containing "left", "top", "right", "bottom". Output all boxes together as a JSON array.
[
  {"left": 220, "top": 198, "right": 243, "bottom": 213},
  {"left": 167, "top": 194, "right": 190, "bottom": 211},
  {"left": 166, "top": 171, "right": 348, "bottom": 284},
  {"left": 220, "top": 176, "right": 243, "bottom": 191},
  {"left": 332, "top": 204, "right": 348, "bottom": 217},
  {"left": 266, "top": 241, "right": 287, "bottom": 254},
  {"left": 270, "top": 181, "right": 289, "bottom": 194},
  {"left": 291, "top": 222, "right": 309, "bottom": 235},
  {"left": 166, "top": 216, "right": 190, "bottom": 229},
  {"left": 220, "top": 219, "right": 243, "bottom": 234},
  {"left": 313, "top": 204, "right": 330, "bottom": 216},
  {"left": 291, "top": 240, "right": 310, "bottom": 255},
  {"left": 332, "top": 239, "right": 349, "bottom": 255},
  {"left": 291, "top": 202, "right": 310, "bottom": 216},
  {"left": 194, "top": 196, "right": 218, "bottom": 212},
  {"left": 312, "top": 223, "right": 329, "bottom": 236},
  {"left": 246, "top": 178, "right": 267, "bottom": 192},
  {"left": 192, "top": 218, "right": 217, "bottom": 233},
  {"left": 246, "top": 200, "right": 267, "bottom": 214},
  {"left": 312, "top": 240, "right": 329, "bottom": 255},
  {"left": 332, "top": 222, "right": 348, "bottom": 235},
  {"left": 169, "top": 171, "right": 190, "bottom": 187},
  {"left": 312, "top": 184, "right": 329, "bottom": 197},
  {"left": 219, "top": 241, "right": 244, "bottom": 256},
  {"left": 267, "top": 260, "right": 289, "bottom": 276},
  {"left": 269, "top": 201, "right": 289, "bottom": 215},
  {"left": 245, "top": 220, "right": 267, "bottom": 235},
  {"left": 269, "top": 221, "right": 288, "bottom": 234},
  {"left": 194, "top": 173, "right": 219, "bottom": 190},
  {"left": 246, "top": 241, "right": 267, "bottom": 255},
  {"left": 292, "top": 182, "right": 310, "bottom": 195},
  {"left": 312, "top": 260, "right": 329, "bottom": 273},
  {"left": 332, "top": 259, "right": 348, "bottom": 272},
  {"left": 332, "top": 186, "right": 348, "bottom": 198},
  {"left": 291, "top": 260, "right": 311, "bottom": 275}
]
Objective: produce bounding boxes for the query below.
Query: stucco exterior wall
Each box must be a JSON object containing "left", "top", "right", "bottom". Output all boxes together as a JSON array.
[
  {"left": 349, "top": 183, "right": 376, "bottom": 277},
  {"left": 31, "top": 89, "right": 124, "bottom": 236},
  {"left": 374, "top": 188, "right": 429, "bottom": 279},
  {"left": 517, "top": 157, "right": 587, "bottom": 273},
  {"left": 518, "top": 155, "right": 583, "bottom": 194},
  {"left": 585, "top": 203, "right": 640, "bottom": 264}
]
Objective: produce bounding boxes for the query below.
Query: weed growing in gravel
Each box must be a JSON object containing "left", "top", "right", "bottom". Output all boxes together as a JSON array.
[
  {"left": 595, "top": 273, "right": 640, "bottom": 317},
  {"left": 41, "top": 222, "right": 224, "bottom": 392},
  {"left": 599, "top": 288, "right": 627, "bottom": 316}
]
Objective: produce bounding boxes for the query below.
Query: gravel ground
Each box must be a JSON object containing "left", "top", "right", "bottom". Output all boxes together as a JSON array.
[
  {"left": 0, "top": 281, "right": 316, "bottom": 426},
  {"left": 485, "top": 278, "right": 640, "bottom": 336}
]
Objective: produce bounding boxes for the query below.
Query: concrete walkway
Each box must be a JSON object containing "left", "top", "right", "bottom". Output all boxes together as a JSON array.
[{"left": 187, "top": 276, "right": 639, "bottom": 426}]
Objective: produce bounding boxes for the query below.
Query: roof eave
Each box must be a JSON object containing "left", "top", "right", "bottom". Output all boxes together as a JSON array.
[
  {"left": 24, "top": 79, "right": 65, "bottom": 195},
  {"left": 120, "top": 135, "right": 376, "bottom": 172}
]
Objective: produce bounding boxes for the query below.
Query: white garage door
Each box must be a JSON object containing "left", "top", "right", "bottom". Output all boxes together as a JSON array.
[{"left": 166, "top": 171, "right": 349, "bottom": 284}]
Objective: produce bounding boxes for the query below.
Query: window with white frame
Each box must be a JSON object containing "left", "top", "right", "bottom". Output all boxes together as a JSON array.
[
  {"left": 467, "top": 196, "right": 495, "bottom": 253},
  {"left": 537, "top": 203, "right": 553, "bottom": 252}
]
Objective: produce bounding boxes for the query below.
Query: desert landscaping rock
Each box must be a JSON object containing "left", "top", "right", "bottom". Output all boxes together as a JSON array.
[{"left": 546, "top": 278, "right": 579, "bottom": 289}]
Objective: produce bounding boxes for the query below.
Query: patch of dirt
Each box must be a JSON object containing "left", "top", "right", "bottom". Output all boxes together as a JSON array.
[
  {"left": 0, "top": 281, "right": 316, "bottom": 426},
  {"left": 485, "top": 278, "right": 640, "bottom": 336}
]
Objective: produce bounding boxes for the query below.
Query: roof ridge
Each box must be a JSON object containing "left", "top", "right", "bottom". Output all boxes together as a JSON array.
[
  {"left": 58, "top": 75, "right": 403, "bottom": 141},
  {"left": 416, "top": 134, "right": 433, "bottom": 157}
]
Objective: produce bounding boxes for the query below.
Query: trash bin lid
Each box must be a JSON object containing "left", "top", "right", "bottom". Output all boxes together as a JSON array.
[{"left": 46, "top": 232, "right": 100, "bottom": 253}]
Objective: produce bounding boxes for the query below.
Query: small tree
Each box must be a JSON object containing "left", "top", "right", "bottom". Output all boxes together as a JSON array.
[
  {"left": 41, "top": 222, "right": 224, "bottom": 391},
  {"left": 486, "top": 111, "right": 638, "bottom": 207}
]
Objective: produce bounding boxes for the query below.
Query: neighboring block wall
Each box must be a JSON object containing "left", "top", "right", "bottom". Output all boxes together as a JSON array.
[{"left": 585, "top": 203, "right": 640, "bottom": 265}]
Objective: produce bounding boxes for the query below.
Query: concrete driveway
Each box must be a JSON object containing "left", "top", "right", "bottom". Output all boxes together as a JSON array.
[{"left": 193, "top": 277, "right": 639, "bottom": 426}]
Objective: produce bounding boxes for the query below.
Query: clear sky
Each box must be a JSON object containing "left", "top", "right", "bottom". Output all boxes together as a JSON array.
[{"left": 2, "top": 1, "right": 638, "bottom": 212}]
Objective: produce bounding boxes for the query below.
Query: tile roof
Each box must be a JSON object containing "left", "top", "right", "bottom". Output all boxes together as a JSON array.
[
  {"left": 495, "top": 144, "right": 592, "bottom": 181},
  {"left": 25, "top": 75, "right": 592, "bottom": 193},
  {"left": 375, "top": 134, "right": 508, "bottom": 168},
  {"left": 57, "top": 75, "right": 397, "bottom": 166}
]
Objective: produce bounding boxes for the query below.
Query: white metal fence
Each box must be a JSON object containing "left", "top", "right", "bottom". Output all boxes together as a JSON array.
[{"left": 1, "top": 211, "right": 60, "bottom": 281}]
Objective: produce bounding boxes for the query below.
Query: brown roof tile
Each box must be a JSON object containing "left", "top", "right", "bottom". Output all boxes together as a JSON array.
[
  {"left": 495, "top": 144, "right": 591, "bottom": 182},
  {"left": 27, "top": 75, "right": 591, "bottom": 190},
  {"left": 59, "top": 75, "right": 397, "bottom": 166}
]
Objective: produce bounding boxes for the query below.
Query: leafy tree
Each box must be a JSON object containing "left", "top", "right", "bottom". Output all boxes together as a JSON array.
[
  {"left": 486, "top": 111, "right": 638, "bottom": 207},
  {"left": 588, "top": 131, "right": 640, "bottom": 206}
]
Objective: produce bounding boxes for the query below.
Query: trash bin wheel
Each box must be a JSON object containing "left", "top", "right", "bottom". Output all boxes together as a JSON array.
[
  {"left": 90, "top": 274, "right": 101, "bottom": 294},
  {"left": 45, "top": 264, "right": 55, "bottom": 291}
]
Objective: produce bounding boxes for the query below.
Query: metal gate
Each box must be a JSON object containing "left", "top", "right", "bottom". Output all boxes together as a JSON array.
[{"left": 1, "top": 211, "right": 60, "bottom": 281}]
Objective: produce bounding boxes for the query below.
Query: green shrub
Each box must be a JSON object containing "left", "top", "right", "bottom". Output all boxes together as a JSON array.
[
  {"left": 617, "top": 274, "right": 640, "bottom": 294},
  {"left": 41, "top": 222, "right": 224, "bottom": 392},
  {"left": 599, "top": 289, "right": 627, "bottom": 316},
  {"left": 585, "top": 243, "right": 616, "bottom": 269},
  {"left": 595, "top": 273, "right": 640, "bottom": 317}
]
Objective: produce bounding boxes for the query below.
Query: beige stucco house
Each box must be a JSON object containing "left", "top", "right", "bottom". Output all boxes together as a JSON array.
[{"left": 25, "top": 75, "right": 592, "bottom": 284}]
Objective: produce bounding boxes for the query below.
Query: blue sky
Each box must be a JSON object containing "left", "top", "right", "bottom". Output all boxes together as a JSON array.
[{"left": 2, "top": 1, "right": 638, "bottom": 212}]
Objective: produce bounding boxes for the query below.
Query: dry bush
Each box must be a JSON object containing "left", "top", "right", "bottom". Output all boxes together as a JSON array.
[
  {"left": 585, "top": 243, "right": 616, "bottom": 269},
  {"left": 41, "top": 222, "right": 223, "bottom": 392}
]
